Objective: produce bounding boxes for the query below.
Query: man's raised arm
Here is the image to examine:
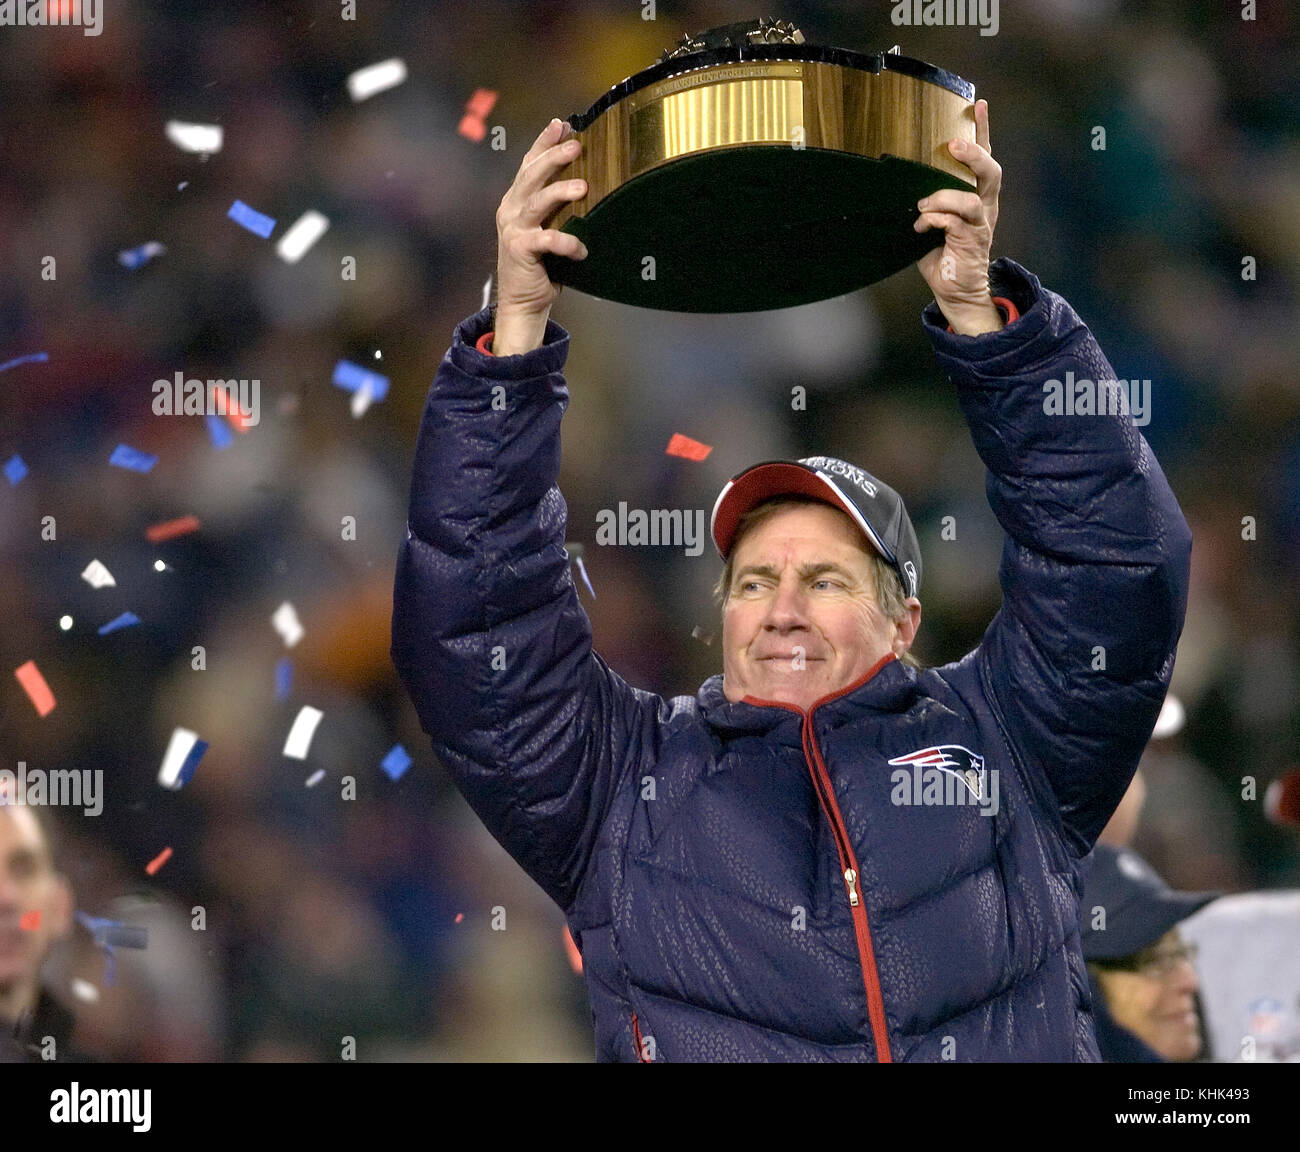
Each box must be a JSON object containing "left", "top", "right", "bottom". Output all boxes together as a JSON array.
[
  {"left": 912, "top": 102, "right": 1191, "bottom": 856},
  {"left": 391, "top": 120, "right": 650, "bottom": 911}
]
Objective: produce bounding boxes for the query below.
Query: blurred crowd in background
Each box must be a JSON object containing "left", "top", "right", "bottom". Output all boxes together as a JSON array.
[{"left": 0, "top": 0, "right": 1296, "bottom": 1061}]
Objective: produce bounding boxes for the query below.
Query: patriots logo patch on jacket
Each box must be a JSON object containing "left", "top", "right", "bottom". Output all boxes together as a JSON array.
[{"left": 888, "top": 744, "right": 989, "bottom": 802}]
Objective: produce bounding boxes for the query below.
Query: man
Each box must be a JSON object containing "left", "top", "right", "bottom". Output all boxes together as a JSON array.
[
  {"left": 0, "top": 803, "right": 76, "bottom": 1062},
  {"left": 1081, "top": 844, "right": 1217, "bottom": 1062},
  {"left": 392, "top": 103, "right": 1192, "bottom": 1060}
]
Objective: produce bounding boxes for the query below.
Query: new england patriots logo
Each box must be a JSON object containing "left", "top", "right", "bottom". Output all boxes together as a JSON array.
[{"left": 887, "top": 745, "right": 987, "bottom": 801}]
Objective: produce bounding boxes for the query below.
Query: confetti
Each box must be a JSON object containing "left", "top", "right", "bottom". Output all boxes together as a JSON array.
[
  {"left": 0, "top": 351, "right": 48, "bottom": 374},
  {"left": 165, "top": 120, "right": 223, "bottom": 153},
  {"left": 332, "top": 360, "right": 390, "bottom": 401},
  {"left": 145, "top": 847, "right": 172, "bottom": 876},
  {"left": 145, "top": 515, "right": 200, "bottom": 543},
  {"left": 19, "top": 910, "right": 40, "bottom": 932},
  {"left": 575, "top": 555, "right": 596, "bottom": 600},
  {"left": 458, "top": 88, "right": 498, "bottom": 141},
  {"left": 117, "top": 241, "right": 166, "bottom": 269},
  {"left": 275, "top": 657, "right": 293, "bottom": 700},
  {"left": 458, "top": 114, "right": 486, "bottom": 143},
  {"left": 59, "top": 615, "right": 73, "bottom": 631},
  {"left": 158, "top": 727, "right": 208, "bottom": 790},
  {"left": 691, "top": 624, "right": 715, "bottom": 646},
  {"left": 665, "top": 432, "right": 712, "bottom": 461},
  {"left": 276, "top": 210, "right": 330, "bottom": 264},
  {"left": 14, "top": 660, "right": 55, "bottom": 717},
  {"left": 283, "top": 705, "right": 323, "bottom": 760},
  {"left": 97, "top": 612, "right": 140, "bottom": 635},
  {"left": 481, "top": 275, "right": 493, "bottom": 311},
  {"left": 71, "top": 978, "right": 99, "bottom": 1003},
  {"left": 465, "top": 89, "right": 497, "bottom": 120},
  {"left": 381, "top": 744, "right": 411, "bottom": 781},
  {"left": 305, "top": 768, "right": 325, "bottom": 788},
  {"left": 109, "top": 443, "right": 157, "bottom": 473},
  {"left": 350, "top": 379, "right": 375, "bottom": 418},
  {"left": 454, "top": 913, "right": 464, "bottom": 924},
  {"left": 562, "top": 924, "right": 583, "bottom": 974},
  {"left": 271, "top": 601, "right": 304, "bottom": 648},
  {"left": 80, "top": 559, "right": 116, "bottom": 588},
  {"left": 227, "top": 200, "right": 276, "bottom": 239},
  {"left": 205, "top": 413, "right": 233, "bottom": 449},
  {"left": 4, "top": 454, "right": 28, "bottom": 485},
  {"left": 347, "top": 58, "right": 407, "bottom": 102}
]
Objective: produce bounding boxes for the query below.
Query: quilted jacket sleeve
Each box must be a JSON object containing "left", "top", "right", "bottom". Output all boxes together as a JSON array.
[
  {"left": 390, "top": 307, "right": 652, "bottom": 911},
  {"left": 922, "top": 259, "right": 1192, "bottom": 857}
]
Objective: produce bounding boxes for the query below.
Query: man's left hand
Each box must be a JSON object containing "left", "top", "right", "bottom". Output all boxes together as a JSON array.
[{"left": 914, "top": 99, "right": 1003, "bottom": 336}]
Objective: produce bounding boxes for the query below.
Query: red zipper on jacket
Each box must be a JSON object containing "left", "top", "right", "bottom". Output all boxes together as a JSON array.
[
  {"left": 631, "top": 1012, "right": 652, "bottom": 1062},
  {"left": 743, "top": 652, "right": 895, "bottom": 1062}
]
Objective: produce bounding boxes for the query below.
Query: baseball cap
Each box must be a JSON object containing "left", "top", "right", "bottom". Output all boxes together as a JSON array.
[
  {"left": 710, "top": 456, "right": 922, "bottom": 600},
  {"left": 1080, "top": 844, "right": 1219, "bottom": 962}
]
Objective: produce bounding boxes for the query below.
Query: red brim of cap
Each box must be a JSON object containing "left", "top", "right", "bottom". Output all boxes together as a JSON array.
[{"left": 711, "top": 462, "right": 864, "bottom": 560}]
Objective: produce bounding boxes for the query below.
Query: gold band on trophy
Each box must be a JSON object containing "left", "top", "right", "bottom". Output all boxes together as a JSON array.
[{"left": 550, "top": 60, "right": 975, "bottom": 231}]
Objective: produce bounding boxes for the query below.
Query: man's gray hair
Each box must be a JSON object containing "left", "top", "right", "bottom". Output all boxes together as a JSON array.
[{"left": 713, "top": 495, "right": 922, "bottom": 669}]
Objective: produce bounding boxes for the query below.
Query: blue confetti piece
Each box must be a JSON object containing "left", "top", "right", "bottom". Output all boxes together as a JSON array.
[
  {"left": 175, "top": 739, "right": 208, "bottom": 788},
  {"left": 98, "top": 611, "right": 141, "bottom": 635},
  {"left": 117, "top": 241, "right": 166, "bottom": 269},
  {"left": 227, "top": 199, "right": 276, "bottom": 239},
  {"left": 205, "top": 413, "right": 233, "bottom": 449},
  {"left": 75, "top": 912, "right": 147, "bottom": 988},
  {"left": 381, "top": 743, "right": 411, "bottom": 781},
  {"left": 0, "top": 351, "right": 48, "bottom": 374},
  {"left": 275, "top": 657, "right": 293, "bottom": 700},
  {"left": 109, "top": 444, "right": 157, "bottom": 473},
  {"left": 332, "top": 360, "right": 390, "bottom": 401},
  {"left": 4, "top": 454, "right": 27, "bottom": 486}
]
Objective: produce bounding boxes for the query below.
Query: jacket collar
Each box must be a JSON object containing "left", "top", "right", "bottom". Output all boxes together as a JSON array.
[{"left": 697, "top": 652, "right": 920, "bottom": 742}]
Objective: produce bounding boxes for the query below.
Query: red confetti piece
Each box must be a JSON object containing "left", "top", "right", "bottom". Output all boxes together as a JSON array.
[
  {"left": 224, "top": 408, "right": 254, "bottom": 434},
  {"left": 19, "top": 910, "right": 41, "bottom": 931},
  {"left": 465, "top": 88, "right": 497, "bottom": 119},
  {"left": 665, "top": 432, "right": 712, "bottom": 461},
  {"left": 145, "top": 515, "right": 201, "bottom": 543},
  {"left": 457, "top": 114, "right": 486, "bottom": 142},
  {"left": 145, "top": 847, "right": 173, "bottom": 876},
  {"left": 453, "top": 912, "right": 464, "bottom": 924},
  {"left": 14, "top": 660, "right": 56, "bottom": 717},
  {"left": 562, "top": 924, "right": 583, "bottom": 975}
]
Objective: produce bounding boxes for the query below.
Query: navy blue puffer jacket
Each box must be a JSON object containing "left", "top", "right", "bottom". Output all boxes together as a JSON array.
[{"left": 391, "top": 259, "right": 1191, "bottom": 1062}]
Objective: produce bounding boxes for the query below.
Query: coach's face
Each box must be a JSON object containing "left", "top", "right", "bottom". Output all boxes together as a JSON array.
[{"left": 722, "top": 503, "right": 919, "bottom": 712}]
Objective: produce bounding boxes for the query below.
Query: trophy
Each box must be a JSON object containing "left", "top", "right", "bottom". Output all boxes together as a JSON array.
[{"left": 541, "top": 18, "right": 978, "bottom": 313}]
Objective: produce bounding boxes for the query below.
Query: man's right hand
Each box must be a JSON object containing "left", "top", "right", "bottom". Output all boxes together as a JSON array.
[{"left": 492, "top": 117, "right": 589, "bottom": 356}]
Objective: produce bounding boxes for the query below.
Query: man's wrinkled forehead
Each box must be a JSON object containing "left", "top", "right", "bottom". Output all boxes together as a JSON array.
[{"left": 731, "top": 503, "right": 873, "bottom": 566}]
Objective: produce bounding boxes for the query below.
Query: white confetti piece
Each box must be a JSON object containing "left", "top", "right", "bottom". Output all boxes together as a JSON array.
[
  {"left": 271, "top": 601, "right": 304, "bottom": 648},
  {"left": 276, "top": 210, "right": 330, "bottom": 264},
  {"left": 71, "top": 978, "right": 100, "bottom": 1003},
  {"left": 158, "top": 728, "right": 206, "bottom": 790},
  {"left": 165, "top": 120, "right": 223, "bottom": 154},
  {"left": 283, "top": 706, "right": 323, "bottom": 760},
  {"left": 350, "top": 379, "right": 375, "bottom": 419},
  {"left": 81, "top": 559, "right": 116, "bottom": 589},
  {"left": 347, "top": 58, "right": 407, "bottom": 102},
  {"left": 305, "top": 769, "right": 325, "bottom": 788},
  {"left": 481, "top": 275, "right": 492, "bottom": 311}
]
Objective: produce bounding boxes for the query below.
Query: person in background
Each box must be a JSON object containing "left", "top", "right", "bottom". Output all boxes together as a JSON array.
[
  {"left": 1081, "top": 843, "right": 1218, "bottom": 1062},
  {"left": 0, "top": 804, "right": 80, "bottom": 1062}
]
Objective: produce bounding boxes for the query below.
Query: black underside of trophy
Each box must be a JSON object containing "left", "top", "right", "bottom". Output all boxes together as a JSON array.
[{"left": 542, "top": 148, "right": 964, "bottom": 313}]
